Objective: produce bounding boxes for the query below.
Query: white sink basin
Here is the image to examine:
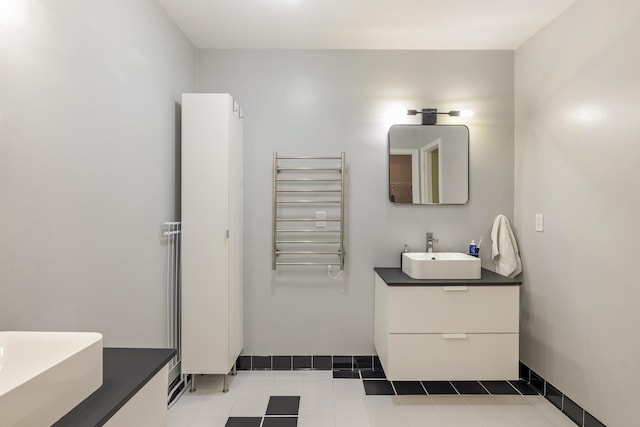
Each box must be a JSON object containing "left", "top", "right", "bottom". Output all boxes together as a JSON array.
[
  {"left": 402, "top": 252, "right": 481, "bottom": 279},
  {"left": 0, "top": 331, "right": 103, "bottom": 427}
]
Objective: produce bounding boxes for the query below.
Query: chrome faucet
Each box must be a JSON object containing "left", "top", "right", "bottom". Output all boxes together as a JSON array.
[{"left": 426, "top": 232, "right": 437, "bottom": 252}]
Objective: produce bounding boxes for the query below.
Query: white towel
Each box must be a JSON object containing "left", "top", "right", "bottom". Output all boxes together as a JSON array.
[{"left": 491, "top": 214, "right": 522, "bottom": 278}]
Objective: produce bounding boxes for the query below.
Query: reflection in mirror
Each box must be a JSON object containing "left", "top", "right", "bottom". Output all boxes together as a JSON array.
[{"left": 389, "top": 125, "right": 469, "bottom": 205}]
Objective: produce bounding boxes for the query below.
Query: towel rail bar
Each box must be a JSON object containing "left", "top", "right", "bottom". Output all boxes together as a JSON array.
[{"left": 273, "top": 152, "right": 345, "bottom": 270}]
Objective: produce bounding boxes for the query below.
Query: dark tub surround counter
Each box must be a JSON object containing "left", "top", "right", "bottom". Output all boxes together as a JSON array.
[
  {"left": 54, "top": 348, "right": 175, "bottom": 427},
  {"left": 374, "top": 267, "right": 522, "bottom": 286}
]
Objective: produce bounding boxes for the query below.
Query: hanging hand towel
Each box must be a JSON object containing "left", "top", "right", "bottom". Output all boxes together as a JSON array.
[{"left": 491, "top": 214, "right": 522, "bottom": 278}]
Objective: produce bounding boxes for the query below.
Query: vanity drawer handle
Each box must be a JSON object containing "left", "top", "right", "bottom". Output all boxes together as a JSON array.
[
  {"left": 442, "top": 333, "right": 468, "bottom": 339},
  {"left": 443, "top": 286, "right": 468, "bottom": 291}
]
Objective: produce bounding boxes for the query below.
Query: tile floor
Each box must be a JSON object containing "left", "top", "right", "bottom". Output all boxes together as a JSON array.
[{"left": 168, "top": 371, "right": 580, "bottom": 427}]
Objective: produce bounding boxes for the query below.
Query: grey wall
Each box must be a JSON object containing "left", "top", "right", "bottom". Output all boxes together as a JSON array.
[
  {"left": 515, "top": 0, "right": 640, "bottom": 425},
  {"left": 197, "top": 49, "right": 514, "bottom": 354},
  {"left": 0, "top": 0, "right": 196, "bottom": 346}
]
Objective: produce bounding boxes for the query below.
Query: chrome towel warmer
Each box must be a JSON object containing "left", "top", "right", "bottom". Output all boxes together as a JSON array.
[{"left": 272, "top": 153, "right": 345, "bottom": 270}]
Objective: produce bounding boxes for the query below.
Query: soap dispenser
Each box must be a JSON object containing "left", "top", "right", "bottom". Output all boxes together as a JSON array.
[{"left": 401, "top": 244, "right": 410, "bottom": 268}]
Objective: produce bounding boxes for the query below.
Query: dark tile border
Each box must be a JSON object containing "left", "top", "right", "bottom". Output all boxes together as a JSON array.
[
  {"left": 545, "top": 382, "right": 562, "bottom": 410},
  {"left": 584, "top": 411, "right": 606, "bottom": 427},
  {"left": 233, "top": 356, "right": 606, "bottom": 427},
  {"left": 292, "top": 356, "right": 311, "bottom": 370},
  {"left": 272, "top": 356, "right": 292, "bottom": 371},
  {"left": 238, "top": 354, "right": 377, "bottom": 371},
  {"left": 520, "top": 362, "right": 606, "bottom": 427},
  {"left": 312, "top": 355, "right": 332, "bottom": 370},
  {"left": 563, "top": 395, "right": 584, "bottom": 425}
]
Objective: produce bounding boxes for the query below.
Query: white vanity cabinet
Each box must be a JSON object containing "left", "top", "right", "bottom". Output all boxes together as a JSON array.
[
  {"left": 374, "top": 271, "right": 519, "bottom": 381},
  {"left": 181, "top": 93, "right": 243, "bottom": 379}
]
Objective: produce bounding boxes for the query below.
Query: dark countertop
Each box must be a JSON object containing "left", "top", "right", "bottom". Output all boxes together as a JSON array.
[
  {"left": 53, "top": 347, "right": 176, "bottom": 427},
  {"left": 374, "top": 267, "right": 522, "bottom": 286}
]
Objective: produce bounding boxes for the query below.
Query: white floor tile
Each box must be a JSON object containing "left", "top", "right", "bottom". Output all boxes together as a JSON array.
[
  {"left": 369, "top": 415, "right": 409, "bottom": 427},
  {"left": 364, "top": 395, "right": 405, "bottom": 416},
  {"left": 302, "top": 379, "right": 334, "bottom": 396},
  {"left": 334, "top": 395, "right": 368, "bottom": 417},
  {"left": 396, "top": 395, "right": 437, "bottom": 417},
  {"left": 304, "top": 371, "right": 333, "bottom": 380},
  {"left": 271, "top": 378, "right": 304, "bottom": 395},
  {"left": 246, "top": 370, "right": 276, "bottom": 378},
  {"left": 335, "top": 416, "right": 371, "bottom": 427},
  {"left": 405, "top": 414, "right": 444, "bottom": 427},
  {"left": 298, "top": 394, "right": 335, "bottom": 416},
  {"left": 187, "top": 415, "right": 229, "bottom": 427},
  {"left": 167, "top": 412, "right": 192, "bottom": 427},
  {"left": 429, "top": 395, "right": 473, "bottom": 416},
  {"left": 297, "top": 415, "right": 336, "bottom": 427},
  {"left": 462, "top": 395, "right": 536, "bottom": 416},
  {"left": 237, "top": 378, "right": 274, "bottom": 396},
  {"left": 439, "top": 413, "right": 483, "bottom": 427},
  {"left": 229, "top": 394, "right": 269, "bottom": 416},
  {"left": 475, "top": 414, "right": 519, "bottom": 427},
  {"left": 274, "top": 370, "right": 307, "bottom": 379},
  {"left": 332, "top": 379, "right": 365, "bottom": 396},
  {"left": 515, "top": 415, "right": 560, "bottom": 427},
  {"left": 169, "top": 393, "right": 204, "bottom": 416},
  {"left": 195, "top": 392, "right": 237, "bottom": 417}
]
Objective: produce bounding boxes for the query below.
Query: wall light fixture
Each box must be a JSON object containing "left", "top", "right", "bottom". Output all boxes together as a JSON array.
[{"left": 407, "top": 108, "right": 473, "bottom": 125}]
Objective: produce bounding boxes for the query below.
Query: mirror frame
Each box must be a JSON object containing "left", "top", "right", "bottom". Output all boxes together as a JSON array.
[{"left": 388, "top": 124, "right": 470, "bottom": 205}]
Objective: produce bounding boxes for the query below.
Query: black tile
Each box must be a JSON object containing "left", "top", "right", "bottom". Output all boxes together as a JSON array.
[
  {"left": 422, "top": 381, "right": 457, "bottom": 395},
  {"left": 360, "top": 370, "right": 386, "bottom": 379},
  {"left": 562, "top": 395, "right": 584, "bottom": 425},
  {"left": 252, "top": 356, "right": 271, "bottom": 370},
  {"left": 266, "top": 396, "right": 300, "bottom": 416},
  {"left": 262, "top": 417, "right": 298, "bottom": 427},
  {"left": 236, "top": 356, "right": 251, "bottom": 370},
  {"left": 355, "top": 355, "right": 373, "bottom": 370},
  {"left": 509, "top": 380, "right": 539, "bottom": 395},
  {"left": 273, "top": 356, "right": 292, "bottom": 370},
  {"left": 393, "top": 381, "right": 426, "bottom": 395},
  {"left": 354, "top": 356, "right": 372, "bottom": 370},
  {"left": 333, "top": 370, "right": 360, "bottom": 379},
  {"left": 451, "top": 381, "right": 488, "bottom": 395},
  {"left": 312, "top": 355, "right": 332, "bottom": 370},
  {"left": 480, "top": 381, "right": 519, "bottom": 395},
  {"left": 584, "top": 411, "right": 606, "bottom": 427},
  {"left": 363, "top": 380, "right": 395, "bottom": 395},
  {"left": 293, "top": 356, "right": 311, "bottom": 370},
  {"left": 545, "top": 382, "right": 562, "bottom": 410},
  {"left": 373, "top": 355, "right": 383, "bottom": 371},
  {"left": 519, "top": 362, "right": 530, "bottom": 382},
  {"left": 529, "top": 370, "right": 545, "bottom": 394},
  {"left": 333, "top": 355, "right": 353, "bottom": 370},
  {"left": 225, "top": 417, "right": 262, "bottom": 427}
]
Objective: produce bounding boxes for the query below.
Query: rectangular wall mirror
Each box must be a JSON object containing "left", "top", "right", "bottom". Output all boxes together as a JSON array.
[{"left": 388, "top": 124, "right": 469, "bottom": 205}]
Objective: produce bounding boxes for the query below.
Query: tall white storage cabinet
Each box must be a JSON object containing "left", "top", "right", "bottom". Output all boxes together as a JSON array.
[{"left": 181, "top": 94, "right": 243, "bottom": 391}]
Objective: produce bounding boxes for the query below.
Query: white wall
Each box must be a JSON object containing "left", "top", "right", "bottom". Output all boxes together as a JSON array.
[
  {"left": 197, "top": 49, "right": 514, "bottom": 354},
  {"left": 515, "top": 0, "right": 640, "bottom": 425},
  {"left": 0, "top": 0, "right": 196, "bottom": 346}
]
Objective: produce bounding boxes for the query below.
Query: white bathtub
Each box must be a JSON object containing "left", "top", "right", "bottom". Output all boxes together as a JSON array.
[{"left": 0, "top": 331, "right": 103, "bottom": 427}]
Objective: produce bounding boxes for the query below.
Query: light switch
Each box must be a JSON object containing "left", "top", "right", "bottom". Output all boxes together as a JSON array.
[
  {"left": 315, "top": 211, "right": 326, "bottom": 228},
  {"left": 535, "top": 214, "right": 544, "bottom": 232}
]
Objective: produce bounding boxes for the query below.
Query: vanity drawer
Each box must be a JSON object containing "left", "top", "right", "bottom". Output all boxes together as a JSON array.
[
  {"left": 386, "top": 285, "right": 519, "bottom": 333},
  {"left": 385, "top": 333, "right": 519, "bottom": 381}
]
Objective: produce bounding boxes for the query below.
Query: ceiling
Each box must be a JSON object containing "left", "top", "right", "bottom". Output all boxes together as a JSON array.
[{"left": 157, "top": 0, "right": 576, "bottom": 50}]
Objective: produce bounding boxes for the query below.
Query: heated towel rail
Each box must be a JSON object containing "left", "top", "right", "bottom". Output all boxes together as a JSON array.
[
  {"left": 162, "top": 221, "right": 183, "bottom": 405},
  {"left": 272, "top": 153, "right": 345, "bottom": 270}
]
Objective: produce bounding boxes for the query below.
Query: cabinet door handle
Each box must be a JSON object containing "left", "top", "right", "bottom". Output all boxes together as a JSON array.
[
  {"left": 442, "top": 286, "right": 468, "bottom": 291},
  {"left": 442, "top": 333, "right": 468, "bottom": 339}
]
